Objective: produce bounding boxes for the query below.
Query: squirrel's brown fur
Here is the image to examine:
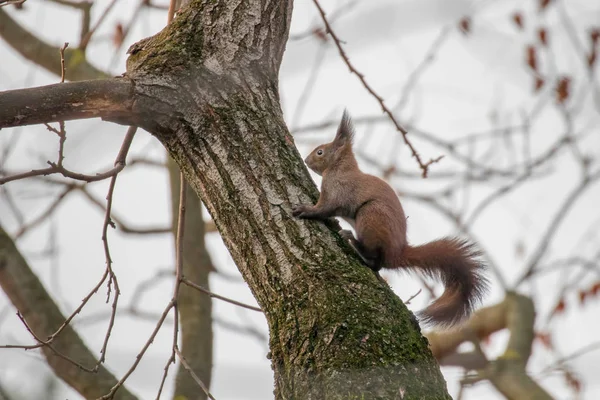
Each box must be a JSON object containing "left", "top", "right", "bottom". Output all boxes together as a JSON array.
[{"left": 292, "top": 111, "right": 488, "bottom": 326}]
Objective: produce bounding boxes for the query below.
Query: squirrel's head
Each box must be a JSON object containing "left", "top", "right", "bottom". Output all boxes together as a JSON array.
[{"left": 304, "top": 110, "right": 355, "bottom": 176}]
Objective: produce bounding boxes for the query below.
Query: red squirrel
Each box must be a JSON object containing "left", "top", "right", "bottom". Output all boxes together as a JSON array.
[{"left": 292, "top": 111, "right": 488, "bottom": 326}]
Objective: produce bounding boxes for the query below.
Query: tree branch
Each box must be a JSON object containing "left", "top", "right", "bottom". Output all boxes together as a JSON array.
[
  {"left": 0, "top": 223, "right": 138, "bottom": 400},
  {"left": 0, "top": 78, "right": 134, "bottom": 128},
  {"left": 310, "top": 0, "right": 442, "bottom": 177},
  {"left": 426, "top": 293, "right": 553, "bottom": 400}
]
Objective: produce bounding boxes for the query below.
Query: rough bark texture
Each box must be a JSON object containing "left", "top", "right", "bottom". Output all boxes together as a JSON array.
[
  {"left": 0, "top": 224, "right": 138, "bottom": 400},
  {"left": 168, "top": 159, "right": 214, "bottom": 400},
  {"left": 121, "top": 1, "right": 451, "bottom": 398}
]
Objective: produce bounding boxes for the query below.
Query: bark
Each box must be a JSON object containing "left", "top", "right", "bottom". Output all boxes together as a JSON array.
[
  {"left": 0, "top": 0, "right": 451, "bottom": 398},
  {"left": 168, "top": 159, "right": 214, "bottom": 400},
  {"left": 0, "top": 224, "right": 138, "bottom": 400}
]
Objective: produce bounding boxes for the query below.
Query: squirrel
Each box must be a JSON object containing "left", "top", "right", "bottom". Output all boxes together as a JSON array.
[{"left": 292, "top": 111, "right": 488, "bottom": 326}]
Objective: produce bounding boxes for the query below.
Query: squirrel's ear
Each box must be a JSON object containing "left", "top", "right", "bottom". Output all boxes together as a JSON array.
[{"left": 333, "top": 109, "right": 355, "bottom": 146}]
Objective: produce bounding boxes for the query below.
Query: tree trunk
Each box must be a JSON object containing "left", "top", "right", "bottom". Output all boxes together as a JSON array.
[
  {"left": 0, "top": 0, "right": 452, "bottom": 398},
  {"left": 122, "top": 1, "right": 450, "bottom": 398}
]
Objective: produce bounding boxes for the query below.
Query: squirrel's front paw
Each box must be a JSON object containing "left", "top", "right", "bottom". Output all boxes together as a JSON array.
[{"left": 292, "top": 205, "right": 308, "bottom": 218}]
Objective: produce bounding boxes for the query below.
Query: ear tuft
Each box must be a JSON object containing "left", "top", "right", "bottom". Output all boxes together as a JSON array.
[{"left": 334, "top": 109, "right": 355, "bottom": 145}]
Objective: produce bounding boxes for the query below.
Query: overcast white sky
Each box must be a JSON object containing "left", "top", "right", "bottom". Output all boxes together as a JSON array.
[{"left": 1, "top": 0, "right": 600, "bottom": 399}]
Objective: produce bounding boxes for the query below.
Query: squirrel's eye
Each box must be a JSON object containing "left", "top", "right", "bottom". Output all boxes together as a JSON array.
[{"left": 317, "top": 149, "right": 324, "bottom": 156}]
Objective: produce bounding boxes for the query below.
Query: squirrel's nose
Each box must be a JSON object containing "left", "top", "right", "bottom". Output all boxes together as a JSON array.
[{"left": 303, "top": 156, "right": 309, "bottom": 164}]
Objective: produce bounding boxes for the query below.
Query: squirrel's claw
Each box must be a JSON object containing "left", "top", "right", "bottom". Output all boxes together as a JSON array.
[
  {"left": 291, "top": 204, "right": 307, "bottom": 218},
  {"left": 338, "top": 229, "right": 355, "bottom": 241}
]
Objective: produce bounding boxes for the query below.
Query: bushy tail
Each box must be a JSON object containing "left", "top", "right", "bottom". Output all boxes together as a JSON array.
[{"left": 398, "top": 237, "right": 488, "bottom": 327}]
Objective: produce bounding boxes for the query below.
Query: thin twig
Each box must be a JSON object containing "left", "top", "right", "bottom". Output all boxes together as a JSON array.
[
  {"left": 403, "top": 288, "right": 422, "bottom": 305},
  {"left": 0, "top": 185, "right": 24, "bottom": 226},
  {"left": 79, "top": 0, "right": 118, "bottom": 50},
  {"left": 73, "top": 306, "right": 269, "bottom": 344},
  {"left": 107, "top": 0, "right": 151, "bottom": 68},
  {"left": 4, "top": 127, "right": 141, "bottom": 373},
  {"left": 182, "top": 278, "right": 262, "bottom": 312},
  {"left": 95, "top": 126, "right": 137, "bottom": 370},
  {"left": 130, "top": 269, "right": 174, "bottom": 309},
  {"left": 288, "top": 0, "right": 358, "bottom": 41},
  {"left": 156, "top": 171, "right": 186, "bottom": 399},
  {"left": 0, "top": 162, "right": 127, "bottom": 185},
  {"left": 540, "top": 340, "right": 600, "bottom": 375},
  {"left": 76, "top": 184, "right": 172, "bottom": 235},
  {"left": 4, "top": 312, "right": 97, "bottom": 372},
  {"left": 59, "top": 42, "right": 68, "bottom": 83},
  {"left": 465, "top": 134, "right": 570, "bottom": 226},
  {"left": 393, "top": 26, "right": 451, "bottom": 113},
  {"left": 13, "top": 183, "right": 77, "bottom": 239},
  {"left": 4, "top": 128, "right": 139, "bottom": 373},
  {"left": 0, "top": 270, "right": 111, "bottom": 362},
  {"left": 175, "top": 346, "right": 216, "bottom": 400},
  {"left": 310, "top": 0, "right": 442, "bottom": 177},
  {"left": 99, "top": 300, "right": 175, "bottom": 400},
  {"left": 515, "top": 170, "right": 600, "bottom": 286}
]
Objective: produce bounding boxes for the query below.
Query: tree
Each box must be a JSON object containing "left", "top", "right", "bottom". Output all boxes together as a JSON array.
[
  {"left": 2, "top": 1, "right": 600, "bottom": 399},
  {"left": 0, "top": 1, "right": 449, "bottom": 399}
]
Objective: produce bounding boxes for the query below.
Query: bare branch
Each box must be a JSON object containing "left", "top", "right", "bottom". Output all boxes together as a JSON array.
[
  {"left": 0, "top": 224, "right": 138, "bottom": 399},
  {"left": 393, "top": 26, "right": 451, "bottom": 113},
  {"left": 12, "top": 183, "right": 77, "bottom": 239},
  {"left": 310, "top": 0, "right": 442, "bottom": 177},
  {"left": 515, "top": 170, "right": 600, "bottom": 286},
  {"left": 181, "top": 278, "right": 262, "bottom": 312},
  {"left": 0, "top": 79, "right": 133, "bottom": 128},
  {"left": 99, "top": 300, "right": 174, "bottom": 400},
  {"left": 59, "top": 42, "right": 69, "bottom": 83},
  {"left": 94, "top": 126, "right": 137, "bottom": 370},
  {"left": 427, "top": 293, "right": 552, "bottom": 399},
  {"left": 175, "top": 347, "right": 216, "bottom": 400},
  {"left": 540, "top": 340, "right": 600, "bottom": 375},
  {"left": 79, "top": 0, "right": 118, "bottom": 50},
  {"left": 156, "top": 171, "right": 186, "bottom": 399},
  {"left": 76, "top": 185, "right": 172, "bottom": 235},
  {"left": 403, "top": 289, "right": 422, "bottom": 305}
]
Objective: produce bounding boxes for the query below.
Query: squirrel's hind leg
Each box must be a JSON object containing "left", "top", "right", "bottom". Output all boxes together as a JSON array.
[{"left": 339, "top": 229, "right": 382, "bottom": 271}]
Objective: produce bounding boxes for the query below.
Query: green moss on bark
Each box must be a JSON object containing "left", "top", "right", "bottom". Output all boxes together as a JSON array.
[{"left": 126, "top": 2, "right": 205, "bottom": 75}]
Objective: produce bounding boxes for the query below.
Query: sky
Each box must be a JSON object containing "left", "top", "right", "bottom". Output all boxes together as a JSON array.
[{"left": 1, "top": 0, "right": 600, "bottom": 399}]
